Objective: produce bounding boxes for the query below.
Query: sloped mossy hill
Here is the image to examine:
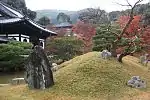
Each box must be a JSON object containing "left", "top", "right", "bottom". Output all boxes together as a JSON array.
[
  {"left": 1, "top": 52, "right": 150, "bottom": 100},
  {"left": 54, "top": 52, "right": 132, "bottom": 99}
]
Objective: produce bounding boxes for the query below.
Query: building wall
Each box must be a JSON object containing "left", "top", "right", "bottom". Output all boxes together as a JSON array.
[
  {"left": 0, "top": 34, "right": 45, "bottom": 48},
  {"left": 46, "top": 25, "right": 73, "bottom": 37}
]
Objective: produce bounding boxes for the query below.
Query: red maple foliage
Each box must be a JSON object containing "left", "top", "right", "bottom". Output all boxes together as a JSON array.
[
  {"left": 141, "top": 27, "right": 150, "bottom": 44},
  {"left": 118, "top": 15, "right": 142, "bottom": 37},
  {"left": 118, "top": 15, "right": 150, "bottom": 54},
  {"left": 72, "top": 21, "right": 96, "bottom": 52}
]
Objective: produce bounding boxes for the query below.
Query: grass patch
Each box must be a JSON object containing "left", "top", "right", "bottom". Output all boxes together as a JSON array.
[{"left": 0, "top": 52, "right": 150, "bottom": 100}]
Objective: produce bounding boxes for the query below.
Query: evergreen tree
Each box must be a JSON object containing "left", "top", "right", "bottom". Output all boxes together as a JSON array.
[
  {"left": 93, "top": 24, "right": 120, "bottom": 52},
  {"left": 37, "top": 16, "right": 51, "bottom": 26},
  {"left": 57, "top": 12, "right": 71, "bottom": 23}
]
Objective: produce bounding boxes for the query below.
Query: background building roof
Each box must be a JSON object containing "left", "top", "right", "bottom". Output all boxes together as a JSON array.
[{"left": 55, "top": 22, "right": 73, "bottom": 28}]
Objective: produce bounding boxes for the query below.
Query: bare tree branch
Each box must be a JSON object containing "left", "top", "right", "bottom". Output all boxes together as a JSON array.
[
  {"left": 78, "top": 8, "right": 106, "bottom": 24},
  {"left": 114, "top": 0, "right": 144, "bottom": 43},
  {"left": 115, "top": 2, "right": 131, "bottom": 7},
  {"left": 133, "top": 0, "right": 144, "bottom": 8},
  {"left": 126, "top": 0, "right": 132, "bottom": 7}
]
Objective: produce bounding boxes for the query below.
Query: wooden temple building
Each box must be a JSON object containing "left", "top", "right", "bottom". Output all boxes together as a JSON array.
[
  {"left": 0, "top": 1, "right": 56, "bottom": 48},
  {"left": 46, "top": 22, "right": 73, "bottom": 37}
]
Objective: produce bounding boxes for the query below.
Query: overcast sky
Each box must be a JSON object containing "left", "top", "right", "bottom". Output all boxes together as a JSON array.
[{"left": 25, "top": 0, "right": 149, "bottom": 12}]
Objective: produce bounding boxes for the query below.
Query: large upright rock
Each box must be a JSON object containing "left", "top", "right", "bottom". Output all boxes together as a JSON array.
[{"left": 24, "top": 46, "right": 54, "bottom": 89}]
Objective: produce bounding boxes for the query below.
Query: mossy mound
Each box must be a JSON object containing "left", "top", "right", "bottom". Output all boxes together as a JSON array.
[{"left": 1, "top": 52, "right": 150, "bottom": 100}]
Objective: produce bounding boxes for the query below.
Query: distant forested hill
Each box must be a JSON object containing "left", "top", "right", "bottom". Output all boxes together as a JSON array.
[
  {"left": 35, "top": 10, "right": 79, "bottom": 24},
  {"left": 35, "top": 3, "right": 149, "bottom": 24}
]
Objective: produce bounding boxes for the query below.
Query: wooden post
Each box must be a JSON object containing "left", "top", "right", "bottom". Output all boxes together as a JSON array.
[
  {"left": 19, "top": 34, "right": 21, "bottom": 42},
  {"left": 30, "top": 36, "right": 40, "bottom": 48},
  {"left": 6, "top": 33, "right": 8, "bottom": 37}
]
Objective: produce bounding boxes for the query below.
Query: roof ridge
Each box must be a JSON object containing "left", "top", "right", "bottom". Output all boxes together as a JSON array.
[{"left": 0, "top": 1, "right": 24, "bottom": 18}]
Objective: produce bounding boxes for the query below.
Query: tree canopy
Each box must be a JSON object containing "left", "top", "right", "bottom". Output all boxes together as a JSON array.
[
  {"left": 57, "top": 12, "right": 71, "bottom": 23},
  {"left": 93, "top": 24, "right": 120, "bottom": 52},
  {"left": 37, "top": 16, "right": 51, "bottom": 26},
  {"left": 72, "top": 21, "right": 96, "bottom": 52},
  {"left": 0, "top": 0, "right": 36, "bottom": 20},
  {"left": 78, "top": 8, "right": 109, "bottom": 24}
]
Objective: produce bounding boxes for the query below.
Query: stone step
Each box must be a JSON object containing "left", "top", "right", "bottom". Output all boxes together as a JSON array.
[
  {"left": 0, "top": 84, "right": 9, "bottom": 87},
  {"left": 10, "top": 78, "right": 26, "bottom": 85}
]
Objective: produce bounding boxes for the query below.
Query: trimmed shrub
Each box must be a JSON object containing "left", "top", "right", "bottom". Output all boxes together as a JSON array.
[
  {"left": 0, "top": 41, "right": 32, "bottom": 72},
  {"left": 93, "top": 25, "right": 120, "bottom": 51},
  {"left": 46, "top": 37, "right": 84, "bottom": 63}
]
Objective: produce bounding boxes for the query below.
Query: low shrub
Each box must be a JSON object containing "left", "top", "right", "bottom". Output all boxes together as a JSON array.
[
  {"left": 0, "top": 41, "right": 32, "bottom": 72},
  {"left": 46, "top": 37, "right": 84, "bottom": 63}
]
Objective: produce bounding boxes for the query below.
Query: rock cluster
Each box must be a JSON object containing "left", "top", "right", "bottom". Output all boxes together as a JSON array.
[{"left": 127, "top": 76, "right": 146, "bottom": 88}]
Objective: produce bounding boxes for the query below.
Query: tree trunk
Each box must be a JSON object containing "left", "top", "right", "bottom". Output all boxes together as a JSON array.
[
  {"left": 111, "top": 42, "right": 117, "bottom": 57},
  {"left": 118, "top": 52, "right": 130, "bottom": 63},
  {"left": 24, "top": 45, "right": 54, "bottom": 89}
]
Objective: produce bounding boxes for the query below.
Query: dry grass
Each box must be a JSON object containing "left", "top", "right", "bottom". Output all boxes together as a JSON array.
[{"left": 0, "top": 52, "right": 150, "bottom": 100}]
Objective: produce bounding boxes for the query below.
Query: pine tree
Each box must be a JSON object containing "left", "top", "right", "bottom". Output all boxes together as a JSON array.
[
  {"left": 37, "top": 16, "right": 51, "bottom": 26},
  {"left": 93, "top": 24, "right": 120, "bottom": 52}
]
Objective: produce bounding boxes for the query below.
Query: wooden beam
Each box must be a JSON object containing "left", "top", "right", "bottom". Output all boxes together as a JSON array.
[{"left": 19, "top": 34, "right": 21, "bottom": 41}]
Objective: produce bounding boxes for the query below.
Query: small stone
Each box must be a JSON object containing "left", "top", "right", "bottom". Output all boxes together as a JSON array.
[
  {"left": 101, "top": 50, "right": 112, "bottom": 59},
  {"left": 127, "top": 80, "right": 135, "bottom": 87},
  {"left": 131, "top": 76, "right": 140, "bottom": 80},
  {"left": 127, "top": 76, "right": 146, "bottom": 89}
]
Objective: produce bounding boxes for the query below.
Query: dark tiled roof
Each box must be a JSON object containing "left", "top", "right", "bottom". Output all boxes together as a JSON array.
[
  {"left": 0, "top": 18, "right": 22, "bottom": 24},
  {"left": 27, "top": 19, "right": 57, "bottom": 35},
  {"left": 0, "top": 1, "right": 57, "bottom": 38},
  {"left": 0, "top": 1, "right": 24, "bottom": 18},
  {"left": 0, "top": 18, "right": 57, "bottom": 37}
]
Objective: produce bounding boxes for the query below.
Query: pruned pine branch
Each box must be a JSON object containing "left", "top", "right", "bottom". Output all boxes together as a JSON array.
[
  {"left": 131, "top": 42, "right": 137, "bottom": 53},
  {"left": 111, "top": 32, "right": 120, "bottom": 36},
  {"left": 126, "top": 35, "right": 139, "bottom": 54}
]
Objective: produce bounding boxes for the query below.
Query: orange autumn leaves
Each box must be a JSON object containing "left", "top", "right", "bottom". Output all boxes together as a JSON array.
[
  {"left": 118, "top": 15, "right": 141, "bottom": 37},
  {"left": 118, "top": 15, "right": 150, "bottom": 46},
  {"left": 72, "top": 21, "right": 96, "bottom": 52}
]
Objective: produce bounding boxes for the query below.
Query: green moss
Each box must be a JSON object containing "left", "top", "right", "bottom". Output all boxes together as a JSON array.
[
  {"left": 52, "top": 52, "right": 132, "bottom": 98},
  {"left": 1, "top": 52, "right": 150, "bottom": 100}
]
